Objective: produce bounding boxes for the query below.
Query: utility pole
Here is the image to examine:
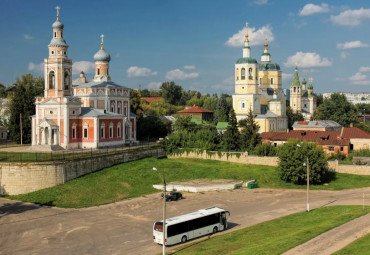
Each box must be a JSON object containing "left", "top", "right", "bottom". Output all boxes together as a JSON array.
[{"left": 20, "top": 113, "right": 23, "bottom": 145}]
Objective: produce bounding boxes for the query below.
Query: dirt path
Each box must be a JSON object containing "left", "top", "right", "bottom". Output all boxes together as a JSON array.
[
  {"left": 1, "top": 188, "right": 370, "bottom": 255},
  {"left": 283, "top": 212, "right": 370, "bottom": 255}
]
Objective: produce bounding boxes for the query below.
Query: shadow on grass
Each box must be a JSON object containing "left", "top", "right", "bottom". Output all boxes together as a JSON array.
[{"left": 322, "top": 169, "right": 337, "bottom": 184}]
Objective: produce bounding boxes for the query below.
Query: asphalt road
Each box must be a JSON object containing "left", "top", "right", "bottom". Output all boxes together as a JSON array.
[{"left": 1, "top": 187, "right": 370, "bottom": 255}]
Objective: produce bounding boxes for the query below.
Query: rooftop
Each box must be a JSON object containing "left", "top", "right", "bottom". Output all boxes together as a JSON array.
[{"left": 178, "top": 105, "right": 213, "bottom": 114}]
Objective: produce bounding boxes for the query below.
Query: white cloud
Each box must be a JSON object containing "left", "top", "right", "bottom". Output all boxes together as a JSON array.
[
  {"left": 28, "top": 62, "right": 43, "bottom": 73},
  {"left": 115, "top": 53, "right": 120, "bottom": 58},
  {"left": 282, "top": 73, "right": 294, "bottom": 83},
  {"left": 147, "top": 82, "right": 162, "bottom": 89},
  {"left": 284, "top": 52, "right": 332, "bottom": 68},
  {"left": 359, "top": 66, "right": 370, "bottom": 72},
  {"left": 349, "top": 69, "right": 370, "bottom": 85},
  {"left": 340, "top": 52, "right": 349, "bottom": 59},
  {"left": 183, "top": 65, "right": 195, "bottom": 70},
  {"left": 254, "top": 0, "right": 268, "bottom": 5},
  {"left": 72, "top": 61, "right": 95, "bottom": 75},
  {"left": 331, "top": 8, "right": 370, "bottom": 26},
  {"left": 127, "top": 66, "right": 157, "bottom": 78},
  {"left": 211, "top": 76, "right": 234, "bottom": 93},
  {"left": 24, "top": 34, "right": 33, "bottom": 40},
  {"left": 299, "top": 3, "right": 329, "bottom": 16},
  {"left": 165, "top": 69, "right": 199, "bottom": 80},
  {"left": 225, "top": 24, "right": 274, "bottom": 47},
  {"left": 337, "top": 40, "right": 369, "bottom": 49}
]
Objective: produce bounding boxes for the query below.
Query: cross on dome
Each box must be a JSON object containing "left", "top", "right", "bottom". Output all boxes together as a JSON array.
[
  {"left": 56, "top": 6, "right": 60, "bottom": 20},
  {"left": 245, "top": 22, "right": 249, "bottom": 42},
  {"left": 100, "top": 34, "right": 104, "bottom": 49},
  {"left": 309, "top": 77, "right": 314, "bottom": 83}
]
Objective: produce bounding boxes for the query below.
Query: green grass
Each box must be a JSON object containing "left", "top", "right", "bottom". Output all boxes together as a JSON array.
[
  {"left": 333, "top": 233, "right": 370, "bottom": 255},
  {"left": 8, "top": 158, "right": 370, "bottom": 208},
  {"left": 171, "top": 206, "right": 370, "bottom": 255}
]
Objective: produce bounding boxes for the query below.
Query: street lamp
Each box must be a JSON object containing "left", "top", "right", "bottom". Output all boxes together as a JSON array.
[
  {"left": 153, "top": 167, "right": 166, "bottom": 255},
  {"left": 297, "top": 144, "right": 310, "bottom": 212},
  {"left": 364, "top": 109, "right": 366, "bottom": 123}
]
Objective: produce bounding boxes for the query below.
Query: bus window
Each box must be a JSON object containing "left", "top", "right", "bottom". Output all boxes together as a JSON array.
[{"left": 154, "top": 222, "right": 163, "bottom": 232}]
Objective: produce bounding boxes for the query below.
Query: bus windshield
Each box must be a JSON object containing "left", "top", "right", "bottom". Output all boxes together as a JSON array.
[{"left": 154, "top": 222, "right": 163, "bottom": 232}]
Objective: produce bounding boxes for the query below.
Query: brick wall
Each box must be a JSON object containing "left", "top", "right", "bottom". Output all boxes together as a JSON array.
[{"left": 0, "top": 146, "right": 166, "bottom": 195}]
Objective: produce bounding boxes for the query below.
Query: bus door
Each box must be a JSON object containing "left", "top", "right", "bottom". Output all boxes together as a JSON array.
[{"left": 221, "top": 211, "right": 229, "bottom": 230}]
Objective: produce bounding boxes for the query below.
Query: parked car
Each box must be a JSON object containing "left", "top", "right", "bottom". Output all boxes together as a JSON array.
[{"left": 165, "top": 191, "right": 183, "bottom": 201}]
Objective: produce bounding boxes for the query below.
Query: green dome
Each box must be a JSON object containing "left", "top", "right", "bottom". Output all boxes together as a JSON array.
[
  {"left": 308, "top": 84, "right": 313, "bottom": 89},
  {"left": 236, "top": 57, "right": 257, "bottom": 64},
  {"left": 258, "top": 62, "right": 280, "bottom": 71},
  {"left": 302, "top": 78, "right": 307, "bottom": 84}
]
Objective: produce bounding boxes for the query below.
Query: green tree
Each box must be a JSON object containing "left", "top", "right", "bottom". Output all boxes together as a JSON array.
[
  {"left": 313, "top": 93, "right": 358, "bottom": 127},
  {"left": 251, "top": 143, "right": 277, "bottom": 156},
  {"left": 130, "top": 89, "right": 143, "bottom": 119},
  {"left": 136, "top": 116, "right": 168, "bottom": 140},
  {"left": 222, "top": 109, "right": 240, "bottom": 151},
  {"left": 140, "top": 89, "right": 150, "bottom": 97},
  {"left": 286, "top": 106, "right": 304, "bottom": 130},
  {"left": 7, "top": 74, "right": 43, "bottom": 144},
  {"left": 203, "top": 96, "right": 219, "bottom": 112},
  {"left": 277, "top": 140, "right": 329, "bottom": 185},
  {"left": 173, "top": 115, "right": 195, "bottom": 131},
  {"left": 160, "top": 81, "right": 182, "bottom": 105},
  {"left": 239, "top": 108, "right": 261, "bottom": 151}
]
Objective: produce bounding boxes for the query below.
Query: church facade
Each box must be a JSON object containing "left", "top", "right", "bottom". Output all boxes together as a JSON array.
[
  {"left": 232, "top": 23, "right": 287, "bottom": 133},
  {"left": 31, "top": 8, "right": 136, "bottom": 149},
  {"left": 290, "top": 67, "right": 317, "bottom": 120}
]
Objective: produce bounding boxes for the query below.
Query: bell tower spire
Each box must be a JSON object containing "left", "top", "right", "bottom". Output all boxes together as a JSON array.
[
  {"left": 243, "top": 23, "right": 251, "bottom": 58},
  {"left": 44, "top": 6, "right": 72, "bottom": 98}
]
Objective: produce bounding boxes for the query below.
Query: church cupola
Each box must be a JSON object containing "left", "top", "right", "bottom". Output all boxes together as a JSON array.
[
  {"left": 243, "top": 23, "right": 251, "bottom": 58},
  {"left": 291, "top": 66, "right": 301, "bottom": 87},
  {"left": 44, "top": 6, "right": 72, "bottom": 98},
  {"left": 261, "top": 38, "right": 271, "bottom": 62},
  {"left": 48, "top": 6, "right": 68, "bottom": 59},
  {"left": 308, "top": 78, "right": 314, "bottom": 95},
  {"left": 93, "top": 34, "right": 111, "bottom": 82}
]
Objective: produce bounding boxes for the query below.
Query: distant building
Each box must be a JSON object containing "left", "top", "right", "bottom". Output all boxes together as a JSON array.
[
  {"left": 290, "top": 67, "right": 316, "bottom": 121},
  {"left": 292, "top": 120, "right": 342, "bottom": 132},
  {"left": 232, "top": 23, "right": 287, "bottom": 133},
  {"left": 323, "top": 92, "right": 370, "bottom": 105},
  {"left": 141, "top": 97, "right": 163, "bottom": 103},
  {"left": 177, "top": 105, "right": 213, "bottom": 121}
]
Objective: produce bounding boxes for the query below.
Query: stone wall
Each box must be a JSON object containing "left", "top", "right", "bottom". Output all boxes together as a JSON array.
[
  {"left": 0, "top": 146, "right": 166, "bottom": 195},
  {"left": 169, "top": 151, "right": 370, "bottom": 176},
  {"left": 168, "top": 151, "right": 279, "bottom": 166}
]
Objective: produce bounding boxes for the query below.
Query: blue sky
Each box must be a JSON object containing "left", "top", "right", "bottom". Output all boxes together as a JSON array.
[{"left": 1, "top": 0, "right": 370, "bottom": 95}]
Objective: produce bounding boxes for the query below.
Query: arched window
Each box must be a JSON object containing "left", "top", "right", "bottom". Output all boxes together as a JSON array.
[
  {"left": 54, "top": 32, "right": 56, "bottom": 38},
  {"left": 101, "top": 122, "right": 105, "bottom": 139},
  {"left": 294, "top": 87, "right": 296, "bottom": 92},
  {"left": 236, "top": 68, "right": 239, "bottom": 80},
  {"left": 241, "top": 68, "right": 245, "bottom": 80},
  {"left": 109, "top": 122, "right": 114, "bottom": 138},
  {"left": 110, "top": 102, "right": 115, "bottom": 113},
  {"left": 270, "top": 78, "right": 274, "bottom": 85},
  {"left": 49, "top": 71, "right": 55, "bottom": 89},
  {"left": 117, "top": 122, "right": 121, "bottom": 138},
  {"left": 64, "top": 71, "right": 70, "bottom": 90},
  {"left": 117, "top": 102, "right": 122, "bottom": 114},
  {"left": 97, "top": 68, "right": 100, "bottom": 75},
  {"left": 248, "top": 68, "right": 253, "bottom": 80}
]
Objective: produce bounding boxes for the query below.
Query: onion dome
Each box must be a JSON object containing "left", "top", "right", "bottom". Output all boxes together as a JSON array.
[
  {"left": 258, "top": 62, "right": 280, "bottom": 71},
  {"left": 308, "top": 84, "right": 313, "bottom": 90},
  {"left": 94, "top": 34, "right": 111, "bottom": 62},
  {"left": 302, "top": 78, "right": 307, "bottom": 85},
  {"left": 49, "top": 37, "right": 68, "bottom": 47},
  {"left": 52, "top": 6, "right": 64, "bottom": 29},
  {"left": 236, "top": 57, "right": 257, "bottom": 64},
  {"left": 291, "top": 66, "right": 300, "bottom": 87}
]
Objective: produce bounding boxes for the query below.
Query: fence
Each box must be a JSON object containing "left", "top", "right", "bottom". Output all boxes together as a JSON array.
[{"left": 0, "top": 141, "right": 163, "bottom": 162}]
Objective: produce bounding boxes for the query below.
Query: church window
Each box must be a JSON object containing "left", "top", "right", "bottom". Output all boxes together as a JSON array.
[
  {"left": 260, "top": 78, "right": 262, "bottom": 85},
  {"left": 101, "top": 123, "right": 105, "bottom": 138},
  {"left": 83, "top": 128, "right": 88, "bottom": 138},
  {"left": 61, "top": 32, "right": 63, "bottom": 37},
  {"left": 109, "top": 122, "right": 114, "bottom": 138},
  {"left": 117, "top": 122, "right": 121, "bottom": 137},
  {"left": 97, "top": 68, "right": 100, "bottom": 75},
  {"left": 124, "top": 106, "right": 127, "bottom": 116},
  {"left": 111, "top": 102, "right": 115, "bottom": 112},
  {"left": 51, "top": 51, "right": 54, "bottom": 55},
  {"left": 271, "top": 78, "right": 274, "bottom": 85},
  {"left": 117, "top": 103, "right": 121, "bottom": 114},
  {"left": 72, "top": 126, "right": 76, "bottom": 139},
  {"left": 49, "top": 71, "right": 55, "bottom": 89},
  {"left": 241, "top": 68, "right": 245, "bottom": 80},
  {"left": 304, "top": 104, "right": 307, "bottom": 107},
  {"left": 248, "top": 68, "right": 253, "bottom": 80},
  {"left": 64, "top": 71, "right": 70, "bottom": 90},
  {"left": 54, "top": 32, "right": 56, "bottom": 38},
  {"left": 294, "top": 87, "right": 296, "bottom": 92},
  {"left": 64, "top": 51, "right": 66, "bottom": 55}
]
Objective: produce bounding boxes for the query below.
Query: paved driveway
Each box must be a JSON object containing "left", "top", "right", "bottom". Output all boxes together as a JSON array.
[{"left": 1, "top": 187, "right": 369, "bottom": 255}]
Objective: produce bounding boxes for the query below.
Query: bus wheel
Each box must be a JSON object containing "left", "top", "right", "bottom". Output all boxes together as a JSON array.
[
  {"left": 213, "top": 227, "right": 218, "bottom": 234},
  {"left": 181, "top": 236, "right": 187, "bottom": 243}
]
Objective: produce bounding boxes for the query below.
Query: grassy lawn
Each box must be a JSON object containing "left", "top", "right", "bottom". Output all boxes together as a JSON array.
[
  {"left": 8, "top": 157, "right": 370, "bottom": 208},
  {"left": 333, "top": 233, "right": 370, "bottom": 255},
  {"left": 171, "top": 206, "right": 370, "bottom": 255}
]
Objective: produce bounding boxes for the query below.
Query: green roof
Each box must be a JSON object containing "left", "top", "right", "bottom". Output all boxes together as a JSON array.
[
  {"left": 190, "top": 118, "right": 204, "bottom": 125},
  {"left": 259, "top": 62, "right": 280, "bottom": 71},
  {"left": 236, "top": 57, "right": 257, "bottom": 64},
  {"left": 308, "top": 84, "right": 313, "bottom": 89},
  {"left": 216, "top": 122, "right": 229, "bottom": 130},
  {"left": 291, "top": 67, "right": 300, "bottom": 87},
  {"left": 302, "top": 78, "right": 307, "bottom": 84}
]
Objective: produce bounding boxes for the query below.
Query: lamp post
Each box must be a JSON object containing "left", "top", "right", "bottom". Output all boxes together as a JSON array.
[
  {"left": 153, "top": 167, "right": 166, "bottom": 255},
  {"left": 364, "top": 109, "right": 366, "bottom": 123},
  {"left": 297, "top": 144, "right": 310, "bottom": 212}
]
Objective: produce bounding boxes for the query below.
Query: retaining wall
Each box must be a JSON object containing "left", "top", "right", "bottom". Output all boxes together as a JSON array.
[{"left": 0, "top": 146, "right": 166, "bottom": 195}]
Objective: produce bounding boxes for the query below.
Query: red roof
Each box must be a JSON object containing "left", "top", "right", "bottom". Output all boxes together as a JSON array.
[
  {"left": 141, "top": 97, "right": 163, "bottom": 103},
  {"left": 341, "top": 127, "right": 370, "bottom": 139},
  {"left": 178, "top": 105, "right": 213, "bottom": 114},
  {"left": 260, "top": 130, "right": 349, "bottom": 146}
]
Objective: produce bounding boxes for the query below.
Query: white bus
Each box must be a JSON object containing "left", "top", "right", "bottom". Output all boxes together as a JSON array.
[{"left": 153, "top": 207, "right": 230, "bottom": 246}]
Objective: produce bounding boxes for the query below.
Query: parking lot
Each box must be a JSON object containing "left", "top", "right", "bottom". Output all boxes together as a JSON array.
[{"left": 1, "top": 187, "right": 369, "bottom": 255}]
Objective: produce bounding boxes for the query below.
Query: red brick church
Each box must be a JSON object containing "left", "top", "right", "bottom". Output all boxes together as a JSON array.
[{"left": 31, "top": 7, "right": 136, "bottom": 149}]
